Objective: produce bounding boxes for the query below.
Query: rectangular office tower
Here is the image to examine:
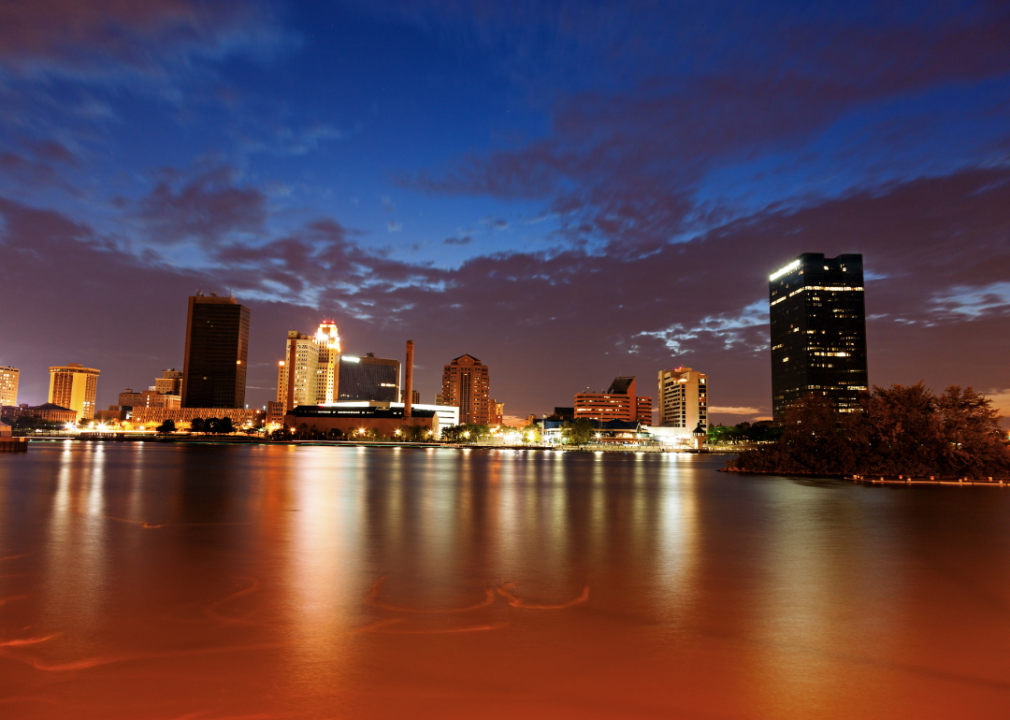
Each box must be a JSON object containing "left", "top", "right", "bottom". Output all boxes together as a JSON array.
[
  {"left": 182, "top": 293, "right": 250, "bottom": 408},
  {"left": 338, "top": 354, "right": 400, "bottom": 403},
  {"left": 0, "top": 366, "right": 18, "bottom": 407},
  {"left": 769, "top": 253, "right": 868, "bottom": 421}
]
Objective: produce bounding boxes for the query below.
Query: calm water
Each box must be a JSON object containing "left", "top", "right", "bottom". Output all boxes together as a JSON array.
[{"left": 1, "top": 442, "right": 1009, "bottom": 719}]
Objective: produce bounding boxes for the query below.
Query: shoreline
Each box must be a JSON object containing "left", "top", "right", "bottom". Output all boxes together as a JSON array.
[
  {"left": 720, "top": 467, "right": 1009, "bottom": 486},
  {"left": 15, "top": 435, "right": 731, "bottom": 455}
]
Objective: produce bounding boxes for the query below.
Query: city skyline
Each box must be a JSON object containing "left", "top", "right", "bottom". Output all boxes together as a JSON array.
[{"left": 1, "top": 2, "right": 1008, "bottom": 423}]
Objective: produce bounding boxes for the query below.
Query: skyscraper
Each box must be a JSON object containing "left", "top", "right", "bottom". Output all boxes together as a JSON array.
[
  {"left": 314, "top": 321, "right": 341, "bottom": 404},
  {"left": 0, "top": 366, "right": 18, "bottom": 407},
  {"left": 769, "top": 253, "right": 868, "bottom": 421},
  {"left": 278, "top": 331, "right": 319, "bottom": 412},
  {"left": 658, "top": 367, "right": 708, "bottom": 430},
  {"left": 48, "top": 364, "right": 100, "bottom": 420},
  {"left": 181, "top": 293, "right": 250, "bottom": 409},
  {"left": 441, "top": 354, "right": 491, "bottom": 425}
]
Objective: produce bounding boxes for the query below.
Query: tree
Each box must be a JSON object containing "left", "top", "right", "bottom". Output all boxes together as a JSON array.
[
  {"left": 398, "top": 424, "right": 427, "bottom": 442},
  {"left": 190, "top": 417, "right": 205, "bottom": 433},
  {"left": 215, "top": 417, "right": 235, "bottom": 434},
  {"left": 562, "top": 417, "right": 596, "bottom": 446},
  {"left": 156, "top": 419, "right": 176, "bottom": 434},
  {"left": 522, "top": 420, "right": 542, "bottom": 443},
  {"left": 730, "top": 384, "right": 1010, "bottom": 478}
]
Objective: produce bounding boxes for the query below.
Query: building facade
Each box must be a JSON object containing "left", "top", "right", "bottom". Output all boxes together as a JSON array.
[
  {"left": 278, "top": 331, "right": 320, "bottom": 411},
  {"left": 658, "top": 367, "right": 708, "bottom": 431},
  {"left": 769, "top": 253, "right": 868, "bottom": 421},
  {"left": 155, "top": 369, "right": 183, "bottom": 395},
  {"left": 574, "top": 377, "right": 652, "bottom": 425},
  {"left": 338, "top": 354, "right": 400, "bottom": 403},
  {"left": 182, "top": 293, "right": 250, "bottom": 408},
  {"left": 441, "top": 354, "right": 491, "bottom": 425},
  {"left": 314, "top": 321, "right": 341, "bottom": 404},
  {"left": 1, "top": 403, "right": 78, "bottom": 425},
  {"left": 130, "top": 406, "right": 264, "bottom": 429},
  {"left": 118, "top": 389, "right": 181, "bottom": 412},
  {"left": 0, "top": 366, "right": 18, "bottom": 407},
  {"left": 48, "top": 364, "right": 100, "bottom": 420}
]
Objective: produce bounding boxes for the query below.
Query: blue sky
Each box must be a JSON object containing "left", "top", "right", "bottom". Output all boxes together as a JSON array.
[{"left": 1, "top": 0, "right": 1009, "bottom": 421}]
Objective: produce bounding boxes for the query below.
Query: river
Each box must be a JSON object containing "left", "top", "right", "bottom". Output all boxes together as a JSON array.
[{"left": 1, "top": 441, "right": 1009, "bottom": 718}]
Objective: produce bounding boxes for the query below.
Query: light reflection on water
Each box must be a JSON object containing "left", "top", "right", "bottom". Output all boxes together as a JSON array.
[{"left": 1, "top": 443, "right": 1010, "bottom": 718}]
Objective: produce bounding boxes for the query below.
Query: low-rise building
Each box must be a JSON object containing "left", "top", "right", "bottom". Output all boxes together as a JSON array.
[
  {"left": 129, "top": 407, "right": 264, "bottom": 430},
  {"left": 574, "top": 377, "right": 652, "bottom": 426},
  {"left": 285, "top": 404, "right": 438, "bottom": 438},
  {"left": 1, "top": 403, "right": 78, "bottom": 425}
]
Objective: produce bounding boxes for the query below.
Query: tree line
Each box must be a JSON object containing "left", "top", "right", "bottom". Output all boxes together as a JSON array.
[{"left": 729, "top": 384, "right": 1010, "bottom": 479}]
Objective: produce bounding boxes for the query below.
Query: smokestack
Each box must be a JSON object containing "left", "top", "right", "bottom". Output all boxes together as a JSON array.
[{"left": 404, "top": 340, "right": 414, "bottom": 420}]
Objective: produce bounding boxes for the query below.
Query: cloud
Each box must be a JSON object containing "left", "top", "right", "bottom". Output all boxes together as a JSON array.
[
  {"left": 709, "top": 406, "right": 761, "bottom": 415},
  {"left": 0, "top": 0, "right": 293, "bottom": 80},
  {"left": 3, "top": 163, "right": 1010, "bottom": 418},
  {"left": 387, "top": 221, "right": 402, "bottom": 232},
  {"left": 129, "top": 164, "right": 266, "bottom": 247},
  {"left": 443, "top": 235, "right": 472, "bottom": 246},
  {"left": 397, "top": 1, "right": 1010, "bottom": 254}
]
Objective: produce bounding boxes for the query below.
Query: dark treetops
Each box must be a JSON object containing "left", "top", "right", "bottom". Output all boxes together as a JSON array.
[{"left": 729, "top": 384, "right": 1010, "bottom": 479}]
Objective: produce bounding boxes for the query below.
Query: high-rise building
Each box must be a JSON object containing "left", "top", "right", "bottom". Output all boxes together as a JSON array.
[
  {"left": 338, "top": 354, "right": 400, "bottom": 403},
  {"left": 574, "top": 376, "right": 652, "bottom": 425},
  {"left": 441, "top": 354, "right": 491, "bottom": 425},
  {"left": 278, "top": 331, "right": 319, "bottom": 411},
  {"left": 48, "top": 364, "right": 100, "bottom": 420},
  {"left": 0, "top": 366, "right": 18, "bottom": 407},
  {"left": 658, "top": 367, "right": 708, "bottom": 430},
  {"left": 769, "top": 253, "right": 868, "bottom": 421},
  {"left": 490, "top": 400, "right": 504, "bottom": 426},
  {"left": 182, "top": 293, "right": 250, "bottom": 408},
  {"left": 314, "top": 321, "right": 341, "bottom": 404},
  {"left": 155, "top": 369, "right": 183, "bottom": 395}
]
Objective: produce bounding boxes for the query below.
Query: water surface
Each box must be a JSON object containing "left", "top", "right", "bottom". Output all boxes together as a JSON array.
[{"left": 1, "top": 442, "right": 1009, "bottom": 718}]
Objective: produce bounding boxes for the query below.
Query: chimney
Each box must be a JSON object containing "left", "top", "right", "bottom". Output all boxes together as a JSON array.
[{"left": 404, "top": 340, "right": 414, "bottom": 420}]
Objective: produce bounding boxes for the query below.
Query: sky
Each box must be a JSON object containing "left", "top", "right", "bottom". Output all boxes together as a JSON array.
[{"left": 1, "top": 0, "right": 1008, "bottom": 424}]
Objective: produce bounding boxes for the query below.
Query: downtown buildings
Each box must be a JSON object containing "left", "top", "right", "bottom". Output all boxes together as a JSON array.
[
  {"left": 658, "top": 367, "right": 708, "bottom": 431},
  {"left": 48, "top": 364, "right": 100, "bottom": 420},
  {"left": 0, "top": 366, "right": 18, "bottom": 407},
  {"left": 574, "top": 377, "right": 652, "bottom": 425},
  {"left": 182, "top": 293, "right": 250, "bottom": 409},
  {"left": 769, "top": 253, "right": 868, "bottom": 420},
  {"left": 441, "top": 354, "right": 492, "bottom": 425}
]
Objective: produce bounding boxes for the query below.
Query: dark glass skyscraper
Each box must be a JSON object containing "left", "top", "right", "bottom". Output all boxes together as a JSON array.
[
  {"left": 337, "top": 354, "right": 400, "bottom": 402},
  {"left": 769, "top": 253, "right": 868, "bottom": 421},
  {"left": 182, "top": 294, "right": 250, "bottom": 408}
]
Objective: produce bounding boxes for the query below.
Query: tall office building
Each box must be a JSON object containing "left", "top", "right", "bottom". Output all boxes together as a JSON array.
[
  {"left": 0, "top": 366, "right": 18, "bottom": 407},
  {"left": 574, "top": 376, "right": 652, "bottom": 425},
  {"left": 441, "top": 354, "right": 491, "bottom": 425},
  {"left": 338, "top": 354, "right": 400, "bottom": 402},
  {"left": 658, "top": 367, "right": 708, "bottom": 430},
  {"left": 314, "top": 321, "right": 341, "bottom": 404},
  {"left": 769, "top": 253, "right": 868, "bottom": 421},
  {"left": 48, "top": 364, "right": 100, "bottom": 420},
  {"left": 278, "top": 331, "right": 319, "bottom": 411},
  {"left": 182, "top": 293, "right": 250, "bottom": 408}
]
